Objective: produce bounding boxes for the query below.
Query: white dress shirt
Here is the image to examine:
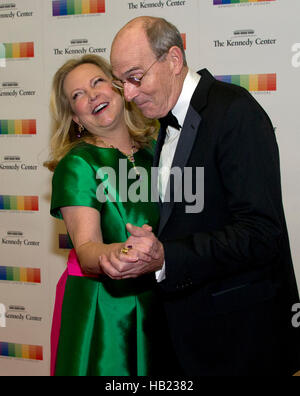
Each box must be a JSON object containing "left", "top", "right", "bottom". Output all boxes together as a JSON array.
[{"left": 156, "top": 69, "right": 201, "bottom": 282}]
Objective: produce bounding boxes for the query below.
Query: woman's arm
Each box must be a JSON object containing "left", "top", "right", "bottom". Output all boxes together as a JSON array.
[{"left": 61, "top": 206, "right": 123, "bottom": 276}]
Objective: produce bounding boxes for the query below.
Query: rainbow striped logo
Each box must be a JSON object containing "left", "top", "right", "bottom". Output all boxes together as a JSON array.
[
  {"left": 0, "top": 342, "right": 43, "bottom": 361},
  {"left": 215, "top": 73, "right": 276, "bottom": 92},
  {"left": 214, "top": 0, "right": 275, "bottom": 4},
  {"left": 0, "top": 42, "right": 34, "bottom": 59},
  {"left": 181, "top": 34, "right": 186, "bottom": 50},
  {"left": 52, "top": 0, "right": 105, "bottom": 16},
  {"left": 0, "top": 120, "right": 37, "bottom": 136},
  {"left": 0, "top": 267, "right": 41, "bottom": 283},
  {"left": 0, "top": 196, "right": 39, "bottom": 211},
  {"left": 0, "top": 44, "right": 5, "bottom": 67},
  {"left": 59, "top": 234, "right": 72, "bottom": 249}
]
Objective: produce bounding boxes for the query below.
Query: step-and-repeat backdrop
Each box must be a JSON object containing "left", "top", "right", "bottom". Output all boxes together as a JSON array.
[{"left": 0, "top": 0, "right": 299, "bottom": 376}]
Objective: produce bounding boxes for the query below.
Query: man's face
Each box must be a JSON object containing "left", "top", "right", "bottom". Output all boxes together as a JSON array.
[{"left": 111, "top": 30, "right": 176, "bottom": 119}]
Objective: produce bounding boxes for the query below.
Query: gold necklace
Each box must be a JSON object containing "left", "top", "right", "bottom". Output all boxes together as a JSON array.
[{"left": 98, "top": 138, "right": 141, "bottom": 178}]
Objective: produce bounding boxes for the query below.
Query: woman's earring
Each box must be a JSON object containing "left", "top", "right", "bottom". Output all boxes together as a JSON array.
[{"left": 77, "top": 124, "right": 84, "bottom": 138}]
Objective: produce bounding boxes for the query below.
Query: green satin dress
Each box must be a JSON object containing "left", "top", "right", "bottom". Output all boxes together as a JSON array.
[{"left": 51, "top": 141, "right": 169, "bottom": 377}]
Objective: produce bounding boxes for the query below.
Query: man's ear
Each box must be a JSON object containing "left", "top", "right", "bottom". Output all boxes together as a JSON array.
[{"left": 168, "top": 46, "right": 184, "bottom": 75}]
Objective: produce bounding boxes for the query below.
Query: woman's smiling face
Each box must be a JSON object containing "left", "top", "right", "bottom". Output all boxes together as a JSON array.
[{"left": 63, "top": 63, "right": 125, "bottom": 135}]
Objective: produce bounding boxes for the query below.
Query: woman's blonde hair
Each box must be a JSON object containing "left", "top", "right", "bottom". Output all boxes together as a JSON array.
[{"left": 44, "top": 54, "right": 158, "bottom": 172}]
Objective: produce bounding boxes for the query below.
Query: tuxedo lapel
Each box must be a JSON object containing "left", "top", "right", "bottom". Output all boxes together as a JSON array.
[{"left": 171, "top": 106, "right": 202, "bottom": 171}]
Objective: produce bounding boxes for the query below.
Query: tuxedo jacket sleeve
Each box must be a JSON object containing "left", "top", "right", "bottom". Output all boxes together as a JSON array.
[{"left": 158, "top": 70, "right": 297, "bottom": 298}]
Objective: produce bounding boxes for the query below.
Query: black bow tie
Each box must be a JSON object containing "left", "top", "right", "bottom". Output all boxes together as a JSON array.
[{"left": 159, "top": 111, "right": 182, "bottom": 131}]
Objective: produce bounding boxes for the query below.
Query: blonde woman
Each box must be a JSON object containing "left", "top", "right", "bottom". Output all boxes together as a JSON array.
[{"left": 45, "top": 55, "right": 171, "bottom": 376}]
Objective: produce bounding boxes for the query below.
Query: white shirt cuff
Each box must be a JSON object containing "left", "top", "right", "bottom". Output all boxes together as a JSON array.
[{"left": 155, "top": 262, "right": 166, "bottom": 283}]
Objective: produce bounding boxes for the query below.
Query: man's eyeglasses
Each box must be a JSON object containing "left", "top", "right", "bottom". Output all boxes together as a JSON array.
[{"left": 112, "top": 54, "right": 165, "bottom": 90}]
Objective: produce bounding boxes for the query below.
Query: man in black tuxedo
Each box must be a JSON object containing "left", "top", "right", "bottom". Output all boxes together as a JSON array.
[{"left": 109, "top": 16, "right": 300, "bottom": 375}]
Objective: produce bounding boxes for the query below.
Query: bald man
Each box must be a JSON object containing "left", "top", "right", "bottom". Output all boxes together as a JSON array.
[{"left": 108, "top": 17, "right": 300, "bottom": 376}]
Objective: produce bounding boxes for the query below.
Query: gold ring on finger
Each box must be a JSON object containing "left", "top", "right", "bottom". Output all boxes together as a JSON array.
[{"left": 121, "top": 247, "right": 129, "bottom": 255}]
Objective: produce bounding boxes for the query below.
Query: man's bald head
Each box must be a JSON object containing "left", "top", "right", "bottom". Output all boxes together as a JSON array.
[
  {"left": 112, "top": 16, "right": 187, "bottom": 67},
  {"left": 110, "top": 17, "right": 188, "bottom": 119}
]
